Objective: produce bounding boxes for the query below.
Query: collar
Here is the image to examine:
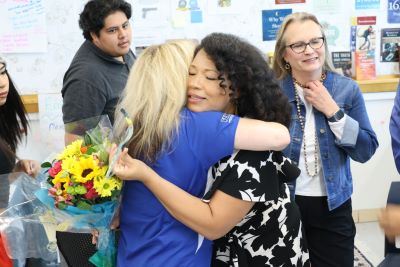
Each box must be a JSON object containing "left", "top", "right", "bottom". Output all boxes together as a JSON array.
[
  {"left": 84, "top": 40, "right": 134, "bottom": 65},
  {"left": 282, "top": 71, "right": 334, "bottom": 103}
]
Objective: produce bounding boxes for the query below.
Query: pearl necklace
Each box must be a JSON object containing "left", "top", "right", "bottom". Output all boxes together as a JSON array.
[{"left": 292, "top": 73, "right": 326, "bottom": 177}]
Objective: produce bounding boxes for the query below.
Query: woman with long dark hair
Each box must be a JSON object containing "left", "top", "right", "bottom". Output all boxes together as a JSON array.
[
  {"left": 0, "top": 56, "right": 40, "bottom": 267},
  {"left": 0, "top": 57, "right": 39, "bottom": 176}
]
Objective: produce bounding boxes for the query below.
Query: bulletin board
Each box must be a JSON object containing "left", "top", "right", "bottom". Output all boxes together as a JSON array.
[{"left": 1, "top": 0, "right": 399, "bottom": 97}]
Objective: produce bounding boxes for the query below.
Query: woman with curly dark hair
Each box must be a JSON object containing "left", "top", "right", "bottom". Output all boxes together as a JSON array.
[{"left": 111, "top": 33, "right": 310, "bottom": 266}]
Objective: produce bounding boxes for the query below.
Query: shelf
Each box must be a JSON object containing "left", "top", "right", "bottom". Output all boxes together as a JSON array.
[
  {"left": 21, "top": 94, "right": 39, "bottom": 113},
  {"left": 356, "top": 74, "right": 399, "bottom": 93}
]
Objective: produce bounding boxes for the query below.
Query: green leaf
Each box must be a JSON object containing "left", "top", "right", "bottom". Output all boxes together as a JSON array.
[
  {"left": 66, "top": 186, "right": 76, "bottom": 195},
  {"left": 57, "top": 202, "right": 68, "bottom": 210},
  {"left": 75, "top": 185, "right": 87, "bottom": 195},
  {"left": 76, "top": 200, "right": 92, "bottom": 210},
  {"left": 41, "top": 162, "right": 52, "bottom": 168},
  {"left": 86, "top": 146, "right": 96, "bottom": 155},
  {"left": 98, "top": 149, "right": 108, "bottom": 163},
  {"left": 84, "top": 134, "right": 92, "bottom": 146}
]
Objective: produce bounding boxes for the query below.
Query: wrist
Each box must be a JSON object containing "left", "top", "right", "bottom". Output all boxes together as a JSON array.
[
  {"left": 139, "top": 161, "right": 154, "bottom": 184},
  {"left": 327, "top": 109, "right": 345, "bottom": 122}
]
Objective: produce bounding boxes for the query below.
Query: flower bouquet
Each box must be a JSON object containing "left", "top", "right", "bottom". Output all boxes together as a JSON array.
[
  {"left": 0, "top": 114, "right": 132, "bottom": 267},
  {"left": 36, "top": 116, "right": 122, "bottom": 267},
  {"left": 35, "top": 115, "right": 123, "bottom": 267}
]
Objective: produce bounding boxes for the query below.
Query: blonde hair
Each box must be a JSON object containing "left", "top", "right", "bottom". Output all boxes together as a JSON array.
[
  {"left": 114, "top": 39, "right": 196, "bottom": 162},
  {"left": 272, "top": 12, "right": 335, "bottom": 80}
]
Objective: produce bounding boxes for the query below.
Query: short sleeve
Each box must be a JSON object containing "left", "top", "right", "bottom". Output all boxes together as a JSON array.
[
  {"left": 184, "top": 109, "right": 239, "bottom": 168},
  {"left": 203, "top": 151, "right": 300, "bottom": 202}
]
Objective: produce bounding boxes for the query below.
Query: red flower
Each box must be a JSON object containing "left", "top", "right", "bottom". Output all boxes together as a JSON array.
[
  {"left": 83, "top": 180, "right": 94, "bottom": 190},
  {"left": 49, "top": 161, "right": 62, "bottom": 177},
  {"left": 84, "top": 187, "right": 99, "bottom": 200}
]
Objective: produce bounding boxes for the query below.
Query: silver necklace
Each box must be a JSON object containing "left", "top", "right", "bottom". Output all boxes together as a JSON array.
[{"left": 292, "top": 73, "right": 326, "bottom": 177}]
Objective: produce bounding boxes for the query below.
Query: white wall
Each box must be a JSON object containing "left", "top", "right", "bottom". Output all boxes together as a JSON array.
[{"left": 352, "top": 92, "right": 399, "bottom": 210}]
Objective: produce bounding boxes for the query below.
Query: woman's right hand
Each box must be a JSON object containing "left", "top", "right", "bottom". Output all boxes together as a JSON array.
[
  {"left": 14, "top": 159, "right": 40, "bottom": 177},
  {"left": 109, "top": 144, "right": 150, "bottom": 182}
]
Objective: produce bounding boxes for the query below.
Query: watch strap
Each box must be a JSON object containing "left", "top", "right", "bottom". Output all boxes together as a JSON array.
[{"left": 327, "top": 109, "right": 344, "bottom": 122}]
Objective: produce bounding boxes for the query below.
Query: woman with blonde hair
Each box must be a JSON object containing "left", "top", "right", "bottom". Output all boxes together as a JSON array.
[
  {"left": 273, "top": 12, "right": 378, "bottom": 266},
  {"left": 113, "top": 39, "right": 291, "bottom": 266}
]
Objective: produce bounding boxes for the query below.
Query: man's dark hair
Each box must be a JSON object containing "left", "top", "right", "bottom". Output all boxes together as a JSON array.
[{"left": 79, "top": 0, "right": 132, "bottom": 41}]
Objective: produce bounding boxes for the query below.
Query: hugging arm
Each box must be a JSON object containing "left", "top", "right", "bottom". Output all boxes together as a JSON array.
[
  {"left": 112, "top": 147, "right": 254, "bottom": 240},
  {"left": 235, "top": 118, "right": 290, "bottom": 151}
]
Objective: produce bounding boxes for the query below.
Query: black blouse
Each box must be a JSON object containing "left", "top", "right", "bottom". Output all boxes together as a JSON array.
[{"left": 203, "top": 150, "right": 310, "bottom": 267}]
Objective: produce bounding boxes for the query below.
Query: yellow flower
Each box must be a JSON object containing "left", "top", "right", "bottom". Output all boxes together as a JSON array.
[
  {"left": 93, "top": 175, "right": 120, "bottom": 197},
  {"left": 52, "top": 170, "right": 70, "bottom": 186},
  {"left": 69, "top": 156, "right": 103, "bottom": 183},
  {"left": 57, "top": 139, "right": 83, "bottom": 160}
]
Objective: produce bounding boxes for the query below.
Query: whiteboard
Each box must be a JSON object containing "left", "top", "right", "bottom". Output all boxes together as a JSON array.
[{"left": 0, "top": 0, "right": 399, "bottom": 95}]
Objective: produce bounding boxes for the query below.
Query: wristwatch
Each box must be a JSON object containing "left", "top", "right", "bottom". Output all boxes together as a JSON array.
[{"left": 327, "top": 109, "right": 345, "bottom": 122}]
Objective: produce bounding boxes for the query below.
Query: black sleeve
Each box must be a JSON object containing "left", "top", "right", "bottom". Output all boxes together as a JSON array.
[{"left": 204, "top": 151, "right": 299, "bottom": 202}]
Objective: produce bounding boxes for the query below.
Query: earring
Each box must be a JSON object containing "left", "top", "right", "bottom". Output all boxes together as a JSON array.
[{"left": 284, "top": 62, "right": 291, "bottom": 70}]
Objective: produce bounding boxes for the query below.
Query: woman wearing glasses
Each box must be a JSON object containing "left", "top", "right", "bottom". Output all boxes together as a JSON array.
[{"left": 273, "top": 12, "right": 378, "bottom": 267}]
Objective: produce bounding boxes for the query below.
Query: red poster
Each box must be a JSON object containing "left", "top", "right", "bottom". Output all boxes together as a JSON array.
[{"left": 355, "top": 51, "right": 376, "bottom": 80}]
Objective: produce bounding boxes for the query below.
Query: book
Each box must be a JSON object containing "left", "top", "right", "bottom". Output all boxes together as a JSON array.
[
  {"left": 355, "top": 50, "right": 376, "bottom": 80},
  {"left": 331, "top": 51, "right": 353, "bottom": 78},
  {"left": 381, "top": 28, "right": 400, "bottom": 62},
  {"left": 351, "top": 16, "right": 377, "bottom": 80}
]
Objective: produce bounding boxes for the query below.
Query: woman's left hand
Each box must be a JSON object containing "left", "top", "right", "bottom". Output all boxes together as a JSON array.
[
  {"left": 15, "top": 159, "right": 40, "bottom": 177},
  {"left": 304, "top": 80, "right": 339, "bottom": 117}
]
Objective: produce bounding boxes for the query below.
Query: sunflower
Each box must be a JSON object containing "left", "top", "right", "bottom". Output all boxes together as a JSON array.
[
  {"left": 93, "top": 176, "right": 120, "bottom": 197},
  {"left": 57, "top": 139, "right": 83, "bottom": 160},
  {"left": 52, "top": 170, "right": 70, "bottom": 186},
  {"left": 69, "top": 156, "right": 104, "bottom": 183}
]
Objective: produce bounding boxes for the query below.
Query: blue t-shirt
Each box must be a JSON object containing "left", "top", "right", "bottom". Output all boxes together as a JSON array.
[{"left": 118, "top": 108, "right": 239, "bottom": 267}]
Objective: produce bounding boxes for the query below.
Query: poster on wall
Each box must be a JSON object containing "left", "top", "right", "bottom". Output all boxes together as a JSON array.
[
  {"left": 262, "top": 9, "right": 292, "bottom": 41},
  {"left": 38, "top": 93, "right": 65, "bottom": 155},
  {"left": 0, "top": 0, "right": 47, "bottom": 53},
  {"left": 388, "top": 0, "right": 400, "bottom": 23},
  {"left": 380, "top": 28, "right": 400, "bottom": 62},
  {"left": 206, "top": 0, "right": 241, "bottom": 14},
  {"left": 353, "top": 16, "right": 377, "bottom": 80},
  {"left": 132, "top": 0, "right": 168, "bottom": 46},
  {"left": 275, "top": 0, "right": 305, "bottom": 4},
  {"left": 332, "top": 51, "right": 353, "bottom": 78},
  {"left": 355, "top": 0, "right": 380, "bottom": 10},
  {"left": 313, "top": 0, "right": 342, "bottom": 13}
]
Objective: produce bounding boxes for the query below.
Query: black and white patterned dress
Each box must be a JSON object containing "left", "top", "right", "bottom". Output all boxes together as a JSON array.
[{"left": 203, "top": 150, "right": 310, "bottom": 267}]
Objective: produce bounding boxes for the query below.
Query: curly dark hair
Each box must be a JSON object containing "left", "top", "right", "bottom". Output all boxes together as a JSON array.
[
  {"left": 0, "top": 67, "right": 28, "bottom": 153},
  {"left": 195, "top": 33, "right": 291, "bottom": 128},
  {"left": 79, "top": 0, "right": 132, "bottom": 41}
]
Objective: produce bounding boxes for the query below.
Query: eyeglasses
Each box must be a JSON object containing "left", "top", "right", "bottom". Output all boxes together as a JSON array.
[{"left": 286, "top": 37, "right": 325, "bottom": 54}]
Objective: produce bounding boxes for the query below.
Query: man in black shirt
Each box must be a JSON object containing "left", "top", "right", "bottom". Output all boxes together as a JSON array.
[{"left": 62, "top": 0, "right": 135, "bottom": 144}]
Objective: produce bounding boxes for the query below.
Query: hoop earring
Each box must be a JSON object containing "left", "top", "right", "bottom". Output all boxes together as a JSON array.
[{"left": 285, "top": 62, "right": 291, "bottom": 70}]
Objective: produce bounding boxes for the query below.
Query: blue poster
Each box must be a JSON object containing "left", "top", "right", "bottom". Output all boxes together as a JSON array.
[
  {"left": 388, "top": 0, "right": 400, "bottom": 23},
  {"left": 355, "top": 0, "right": 380, "bottom": 10},
  {"left": 350, "top": 26, "right": 357, "bottom": 52},
  {"left": 262, "top": 9, "right": 292, "bottom": 41}
]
